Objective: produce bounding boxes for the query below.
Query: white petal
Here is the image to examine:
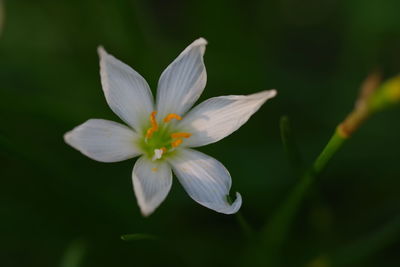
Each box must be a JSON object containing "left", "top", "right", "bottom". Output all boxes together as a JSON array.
[
  {"left": 64, "top": 119, "right": 141, "bottom": 162},
  {"left": 98, "top": 46, "right": 154, "bottom": 132},
  {"left": 178, "top": 90, "right": 277, "bottom": 147},
  {"left": 156, "top": 38, "right": 207, "bottom": 119},
  {"left": 169, "top": 149, "right": 241, "bottom": 214},
  {"left": 132, "top": 156, "right": 172, "bottom": 216}
]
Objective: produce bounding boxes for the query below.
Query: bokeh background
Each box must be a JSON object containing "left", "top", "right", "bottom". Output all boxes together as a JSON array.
[{"left": 1, "top": 0, "right": 400, "bottom": 266}]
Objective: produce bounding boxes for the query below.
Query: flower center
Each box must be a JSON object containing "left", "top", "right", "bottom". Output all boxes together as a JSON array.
[{"left": 140, "top": 111, "right": 191, "bottom": 161}]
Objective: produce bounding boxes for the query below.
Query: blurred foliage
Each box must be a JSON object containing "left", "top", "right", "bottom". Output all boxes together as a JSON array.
[{"left": 1, "top": 0, "right": 400, "bottom": 266}]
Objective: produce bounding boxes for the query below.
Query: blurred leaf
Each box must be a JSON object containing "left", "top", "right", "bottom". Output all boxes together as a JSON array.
[
  {"left": 330, "top": 214, "right": 400, "bottom": 266},
  {"left": 308, "top": 214, "right": 400, "bottom": 267},
  {"left": 121, "top": 233, "right": 157, "bottom": 241},
  {"left": 60, "top": 240, "right": 86, "bottom": 267},
  {"left": 0, "top": 0, "right": 4, "bottom": 36}
]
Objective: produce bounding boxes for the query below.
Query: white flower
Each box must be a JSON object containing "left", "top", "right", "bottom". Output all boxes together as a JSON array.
[{"left": 64, "top": 38, "right": 277, "bottom": 216}]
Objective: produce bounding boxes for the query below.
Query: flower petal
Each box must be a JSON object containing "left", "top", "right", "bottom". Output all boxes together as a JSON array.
[
  {"left": 98, "top": 46, "right": 154, "bottom": 131},
  {"left": 64, "top": 119, "right": 141, "bottom": 162},
  {"left": 156, "top": 38, "right": 207, "bottom": 119},
  {"left": 178, "top": 90, "right": 277, "bottom": 147},
  {"left": 132, "top": 156, "right": 172, "bottom": 216},
  {"left": 169, "top": 149, "right": 241, "bottom": 214}
]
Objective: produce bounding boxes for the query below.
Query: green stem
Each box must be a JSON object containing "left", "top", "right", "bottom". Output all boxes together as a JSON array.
[
  {"left": 256, "top": 129, "right": 347, "bottom": 266},
  {"left": 313, "top": 129, "right": 347, "bottom": 174},
  {"left": 253, "top": 75, "right": 400, "bottom": 266},
  {"left": 227, "top": 195, "right": 254, "bottom": 239}
]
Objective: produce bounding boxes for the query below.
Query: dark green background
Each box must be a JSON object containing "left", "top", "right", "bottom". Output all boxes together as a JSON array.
[{"left": 1, "top": 0, "right": 400, "bottom": 266}]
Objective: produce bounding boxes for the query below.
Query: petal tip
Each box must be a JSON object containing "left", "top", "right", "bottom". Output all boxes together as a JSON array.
[
  {"left": 139, "top": 207, "right": 153, "bottom": 217},
  {"left": 259, "top": 89, "right": 277, "bottom": 100},
  {"left": 268, "top": 89, "right": 278, "bottom": 98},
  {"left": 195, "top": 37, "right": 208, "bottom": 46},
  {"left": 251, "top": 89, "right": 277, "bottom": 104},
  {"left": 230, "top": 192, "right": 243, "bottom": 213},
  {"left": 220, "top": 192, "right": 242, "bottom": 215},
  {"left": 186, "top": 37, "right": 208, "bottom": 55},
  {"left": 97, "top": 45, "right": 106, "bottom": 57},
  {"left": 63, "top": 131, "right": 73, "bottom": 146},
  {"left": 136, "top": 196, "right": 160, "bottom": 217}
]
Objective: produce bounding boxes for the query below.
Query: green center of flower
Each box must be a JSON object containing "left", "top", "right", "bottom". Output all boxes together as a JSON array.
[{"left": 138, "top": 111, "right": 191, "bottom": 161}]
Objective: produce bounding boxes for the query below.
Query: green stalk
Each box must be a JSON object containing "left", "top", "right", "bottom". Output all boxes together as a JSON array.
[
  {"left": 227, "top": 195, "right": 253, "bottom": 239},
  {"left": 313, "top": 129, "right": 347, "bottom": 174},
  {"left": 236, "top": 211, "right": 253, "bottom": 239},
  {"left": 250, "top": 74, "right": 400, "bottom": 266},
  {"left": 256, "top": 129, "right": 347, "bottom": 266}
]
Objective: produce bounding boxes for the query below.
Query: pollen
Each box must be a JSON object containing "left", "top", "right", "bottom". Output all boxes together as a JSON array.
[
  {"left": 163, "top": 113, "right": 182, "bottom": 123},
  {"left": 171, "top": 132, "right": 192, "bottom": 139},
  {"left": 145, "top": 111, "right": 158, "bottom": 139},
  {"left": 151, "top": 168, "right": 158, "bottom": 172}
]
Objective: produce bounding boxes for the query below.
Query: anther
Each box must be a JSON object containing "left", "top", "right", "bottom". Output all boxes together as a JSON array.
[
  {"left": 164, "top": 113, "right": 182, "bottom": 123},
  {"left": 171, "top": 132, "right": 192, "bottom": 139},
  {"left": 146, "top": 111, "right": 158, "bottom": 139},
  {"left": 171, "top": 139, "right": 183, "bottom": 148}
]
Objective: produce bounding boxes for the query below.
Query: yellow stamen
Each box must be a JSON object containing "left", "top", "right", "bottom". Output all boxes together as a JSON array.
[
  {"left": 151, "top": 168, "right": 158, "bottom": 172},
  {"left": 163, "top": 113, "right": 182, "bottom": 123},
  {"left": 145, "top": 111, "right": 158, "bottom": 139},
  {"left": 171, "top": 132, "right": 192, "bottom": 139},
  {"left": 171, "top": 139, "right": 183, "bottom": 148}
]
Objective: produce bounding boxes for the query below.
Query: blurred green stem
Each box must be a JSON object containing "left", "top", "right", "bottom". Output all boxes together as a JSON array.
[
  {"left": 255, "top": 73, "right": 400, "bottom": 265},
  {"left": 313, "top": 129, "right": 347, "bottom": 174},
  {"left": 236, "top": 211, "right": 253, "bottom": 239},
  {"left": 258, "top": 128, "right": 347, "bottom": 266},
  {"left": 227, "top": 195, "right": 253, "bottom": 239}
]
